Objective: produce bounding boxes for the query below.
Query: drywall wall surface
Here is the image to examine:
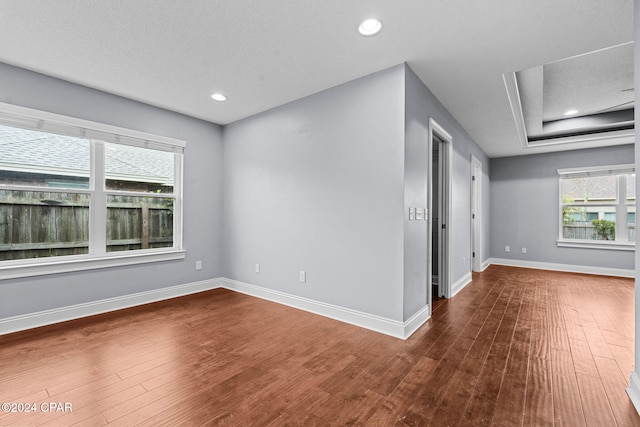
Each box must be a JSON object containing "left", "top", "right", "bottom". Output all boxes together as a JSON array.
[
  {"left": 404, "top": 65, "right": 490, "bottom": 320},
  {"left": 0, "top": 62, "right": 224, "bottom": 318},
  {"left": 223, "top": 65, "right": 406, "bottom": 321},
  {"left": 490, "top": 145, "right": 634, "bottom": 270}
]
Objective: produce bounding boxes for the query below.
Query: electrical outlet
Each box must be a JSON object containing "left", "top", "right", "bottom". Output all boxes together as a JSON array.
[
  {"left": 195, "top": 260, "right": 202, "bottom": 270},
  {"left": 505, "top": 246, "right": 510, "bottom": 253},
  {"left": 522, "top": 247, "right": 527, "bottom": 254},
  {"left": 299, "top": 271, "right": 306, "bottom": 283},
  {"left": 255, "top": 263, "right": 260, "bottom": 273}
]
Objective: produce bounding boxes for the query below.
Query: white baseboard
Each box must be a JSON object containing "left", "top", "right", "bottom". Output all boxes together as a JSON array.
[
  {"left": 628, "top": 372, "right": 640, "bottom": 416},
  {"left": 1, "top": 277, "right": 431, "bottom": 340},
  {"left": 220, "top": 278, "right": 429, "bottom": 340},
  {"left": 450, "top": 272, "right": 472, "bottom": 298},
  {"left": 403, "top": 305, "right": 431, "bottom": 339},
  {"left": 488, "top": 258, "right": 634, "bottom": 278},
  {"left": 481, "top": 259, "right": 491, "bottom": 272},
  {"left": 0, "top": 278, "right": 221, "bottom": 336}
]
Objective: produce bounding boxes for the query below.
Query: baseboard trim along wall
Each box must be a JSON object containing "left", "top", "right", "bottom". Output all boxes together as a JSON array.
[
  {"left": 451, "top": 272, "right": 472, "bottom": 298},
  {"left": 4, "top": 258, "right": 629, "bottom": 339},
  {"left": 0, "top": 277, "right": 431, "bottom": 340},
  {"left": 627, "top": 372, "right": 640, "bottom": 415},
  {"left": 221, "top": 278, "right": 429, "bottom": 340},
  {"left": 488, "top": 258, "right": 634, "bottom": 278},
  {"left": 0, "top": 278, "right": 222, "bottom": 336}
]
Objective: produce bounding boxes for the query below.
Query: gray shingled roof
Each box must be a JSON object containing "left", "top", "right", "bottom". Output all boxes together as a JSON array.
[
  {"left": 0, "top": 124, "right": 173, "bottom": 183},
  {"left": 564, "top": 175, "right": 635, "bottom": 200}
]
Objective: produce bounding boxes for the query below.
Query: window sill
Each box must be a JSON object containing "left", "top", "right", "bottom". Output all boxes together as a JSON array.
[
  {"left": 557, "top": 240, "right": 635, "bottom": 251},
  {"left": 0, "top": 249, "right": 186, "bottom": 280}
]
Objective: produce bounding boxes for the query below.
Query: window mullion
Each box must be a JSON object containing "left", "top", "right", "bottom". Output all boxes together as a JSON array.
[
  {"left": 559, "top": 178, "right": 565, "bottom": 240},
  {"left": 617, "top": 175, "right": 627, "bottom": 243},
  {"left": 174, "top": 152, "right": 183, "bottom": 250},
  {"left": 90, "top": 140, "right": 107, "bottom": 255}
]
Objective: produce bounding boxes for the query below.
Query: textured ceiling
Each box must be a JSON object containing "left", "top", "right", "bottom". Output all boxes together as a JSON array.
[
  {"left": 543, "top": 43, "right": 634, "bottom": 122},
  {"left": 0, "top": 0, "right": 633, "bottom": 157},
  {"left": 518, "top": 42, "right": 634, "bottom": 141}
]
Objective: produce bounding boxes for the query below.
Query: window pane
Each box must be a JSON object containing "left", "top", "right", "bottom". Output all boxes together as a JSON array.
[
  {"left": 0, "top": 124, "right": 90, "bottom": 188},
  {"left": 0, "top": 190, "right": 89, "bottom": 261},
  {"left": 627, "top": 174, "right": 636, "bottom": 204},
  {"left": 105, "top": 143, "right": 174, "bottom": 193},
  {"left": 106, "top": 195, "right": 173, "bottom": 252},
  {"left": 585, "top": 212, "right": 598, "bottom": 222},
  {"left": 628, "top": 207, "right": 636, "bottom": 243},
  {"left": 562, "top": 175, "right": 620, "bottom": 242},
  {"left": 562, "top": 176, "right": 617, "bottom": 203},
  {"left": 562, "top": 206, "right": 616, "bottom": 241}
]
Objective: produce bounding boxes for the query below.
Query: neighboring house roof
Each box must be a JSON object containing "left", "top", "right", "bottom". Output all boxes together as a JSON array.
[
  {"left": 0, "top": 124, "right": 173, "bottom": 184},
  {"left": 563, "top": 174, "right": 636, "bottom": 201}
]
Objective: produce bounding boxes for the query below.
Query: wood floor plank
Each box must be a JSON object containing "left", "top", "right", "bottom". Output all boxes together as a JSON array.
[
  {"left": 428, "top": 369, "right": 480, "bottom": 426},
  {"left": 491, "top": 334, "right": 531, "bottom": 426},
  {"left": 0, "top": 267, "right": 638, "bottom": 426},
  {"left": 357, "top": 401, "right": 399, "bottom": 426},
  {"left": 594, "top": 355, "right": 640, "bottom": 427},
  {"left": 523, "top": 387, "right": 554, "bottom": 427},
  {"left": 552, "top": 372, "right": 587, "bottom": 426},
  {"left": 383, "top": 356, "right": 439, "bottom": 416},
  {"left": 575, "top": 372, "right": 617, "bottom": 427},
  {"left": 569, "top": 337, "right": 599, "bottom": 377}
]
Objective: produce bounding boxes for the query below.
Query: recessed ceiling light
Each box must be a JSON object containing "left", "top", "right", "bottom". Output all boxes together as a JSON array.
[
  {"left": 358, "top": 18, "right": 382, "bottom": 36},
  {"left": 564, "top": 109, "right": 578, "bottom": 116},
  {"left": 211, "top": 93, "right": 228, "bottom": 102}
]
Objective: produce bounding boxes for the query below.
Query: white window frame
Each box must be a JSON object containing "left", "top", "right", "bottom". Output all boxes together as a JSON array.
[
  {"left": 0, "top": 102, "right": 186, "bottom": 280},
  {"left": 557, "top": 164, "right": 635, "bottom": 251}
]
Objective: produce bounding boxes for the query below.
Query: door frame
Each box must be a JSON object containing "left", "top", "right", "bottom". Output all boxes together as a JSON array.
[
  {"left": 471, "top": 155, "right": 483, "bottom": 272},
  {"left": 427, "top": 118, "right": 452, "bottom": 304}
]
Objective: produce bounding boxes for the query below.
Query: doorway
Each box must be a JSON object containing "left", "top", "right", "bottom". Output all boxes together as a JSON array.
[{"left": 427, "top": 118, "right": 452, "bottom": 311}]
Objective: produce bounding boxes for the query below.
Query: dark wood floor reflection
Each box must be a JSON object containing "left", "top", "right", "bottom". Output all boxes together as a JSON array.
[{"left": 1, "top": 265, "right": 639, "bottom": 426}]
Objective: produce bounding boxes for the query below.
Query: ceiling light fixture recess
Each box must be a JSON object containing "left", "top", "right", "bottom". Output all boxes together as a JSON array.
[
  {"left": 564, "top": 109, "right": 578, "bottom": 116},
  {"left": 211, "top": 93, "right": 228, "bottom": 102},
  {"left": 358, "top": 18, "right": 382, "bottom": 36}
]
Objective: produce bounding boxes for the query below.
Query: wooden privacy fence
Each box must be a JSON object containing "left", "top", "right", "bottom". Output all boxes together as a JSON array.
[
  {"left": 563, "top": 223, "right": 636, "bottom": 242},
  {"left": 0, "top": 190, "right": 173, "bottom": 261}
]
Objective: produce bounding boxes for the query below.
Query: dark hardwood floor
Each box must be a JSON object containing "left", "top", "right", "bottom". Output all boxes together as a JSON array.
[{"left": 1, "top": 265, "right": 639, "bottom": 426}]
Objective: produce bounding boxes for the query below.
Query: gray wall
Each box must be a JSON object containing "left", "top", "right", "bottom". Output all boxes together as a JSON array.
[
  {"left": 0, "top": 63, "right": 224, "bottom": 318},
  {"left": 404, "top": 66, "right": 491, "bottom": 319},
  {"left": 223, "top": 63, "right": 491, "bottom": 323},
  {"left": 223, "top": 65, "right": 406, "bottom": 321},
  {"left": 490, "top": 145, "right": 634, "bottom": 270}
]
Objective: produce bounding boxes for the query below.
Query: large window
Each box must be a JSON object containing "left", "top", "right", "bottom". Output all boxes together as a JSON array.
[
  {"left": 559, "top": 164, "right": 635, "bottom": 249},
  {"left": 0, "top": 103, "right": 185, "bottom": 278}
]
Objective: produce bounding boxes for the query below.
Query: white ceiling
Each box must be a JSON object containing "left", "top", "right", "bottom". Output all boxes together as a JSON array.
[
  {"left": 542, "top": 43, "right": 634, "bottom": 122},
  {"left": 518, "top": 43, "right": 634, "bottom": 140},
  {"left": 0, "top": 1, "right": 633, "bottom": 158}
]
